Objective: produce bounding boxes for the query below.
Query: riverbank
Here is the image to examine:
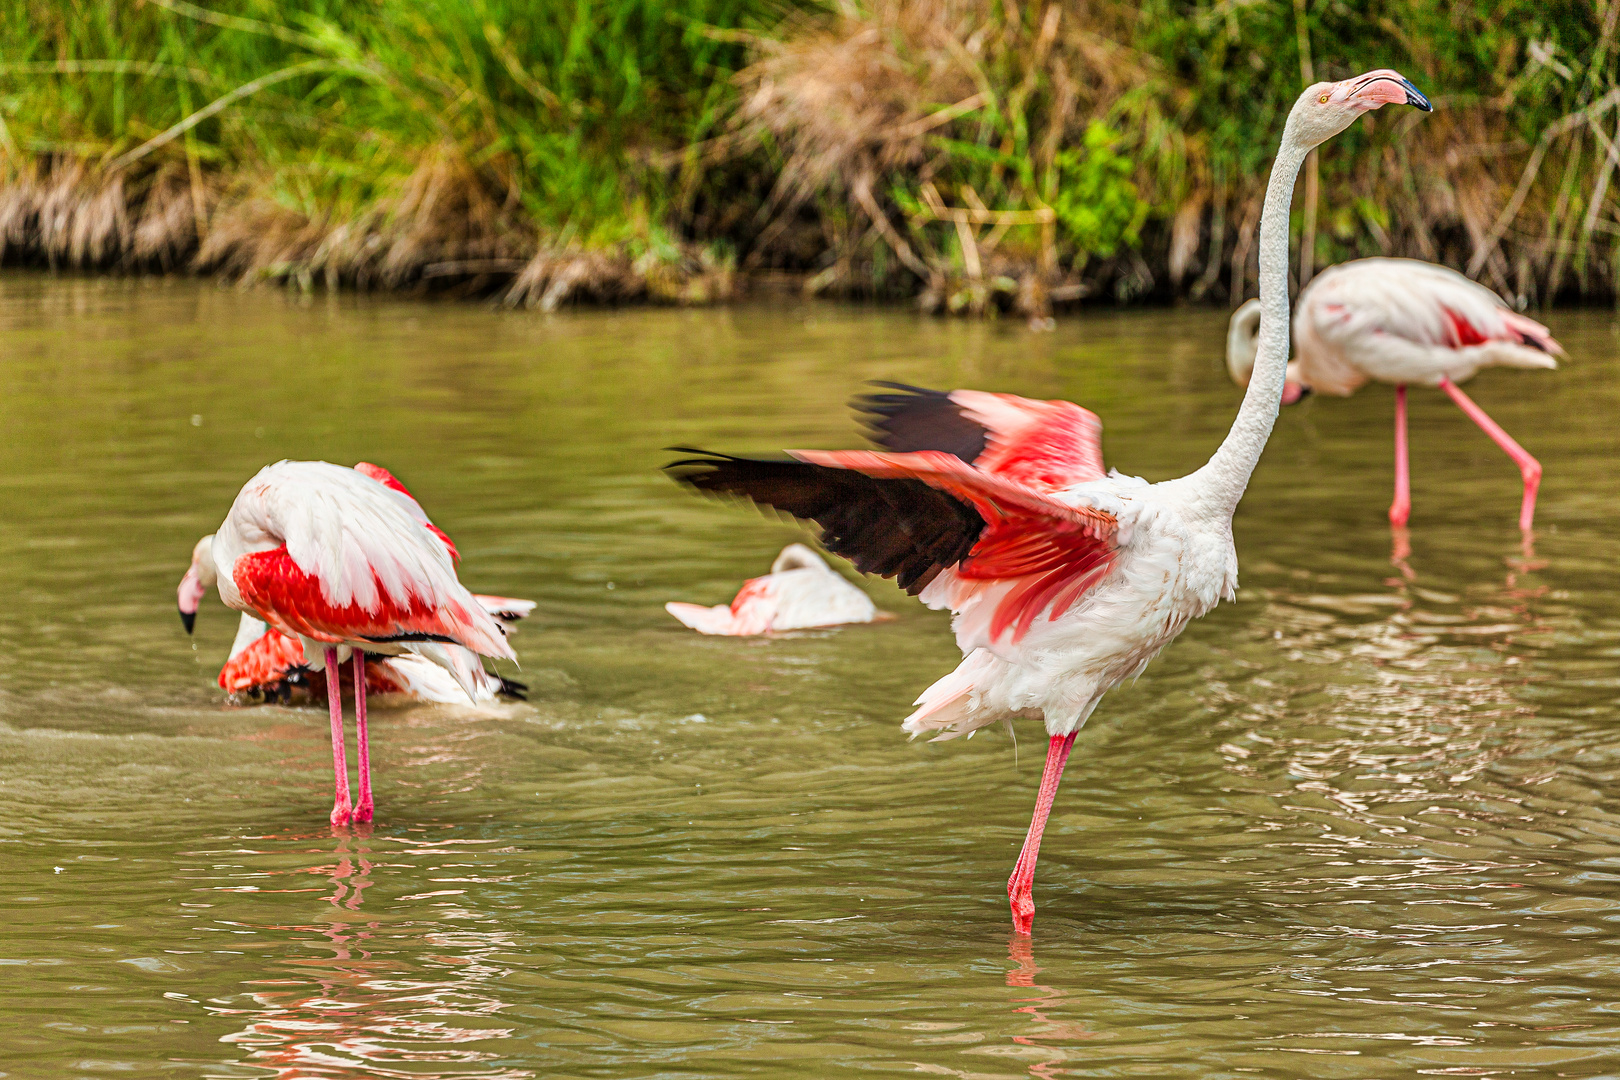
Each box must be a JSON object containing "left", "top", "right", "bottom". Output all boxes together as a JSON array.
[{"left": 3, "top": 1, "right": 1616, "bottom": 314}]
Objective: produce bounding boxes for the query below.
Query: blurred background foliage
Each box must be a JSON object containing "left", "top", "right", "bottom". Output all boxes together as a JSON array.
[{"left": 0, "top": 0, "right": 1613, "bottom": 314}]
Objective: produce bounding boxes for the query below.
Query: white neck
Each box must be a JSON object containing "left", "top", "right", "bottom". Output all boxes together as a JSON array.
[{"left": 1192, "top": 127, "right": 1311, "bottom": 517}]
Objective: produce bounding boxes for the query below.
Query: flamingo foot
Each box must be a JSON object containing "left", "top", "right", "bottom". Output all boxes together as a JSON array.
[
  {"left": 1009, "top": 882, "right": 1036, "bottom": 936},
  {"left": 1517, "top": 462, "right": 1542, "bottom": 535}
]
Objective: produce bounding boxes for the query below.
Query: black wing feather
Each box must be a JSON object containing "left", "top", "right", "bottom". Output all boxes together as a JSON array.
[
  {"left": 664, "top": 449, "right": 984, "bottom": 594},
  {"left": 851, "top": 381, "right": 988, "bottom": 463}
]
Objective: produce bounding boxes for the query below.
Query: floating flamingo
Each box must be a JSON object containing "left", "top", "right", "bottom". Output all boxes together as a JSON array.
[
  {"left": 219, "top": 591, "right": 535, "bottom": 705},
  {"left": 665, "top": 543, "right": 886, "bottom": 635},
  {"left": 1226, "top": 257, "right": 1562, "bottom": 530},
  {"left": 669, "top": 70, "right": 1430, "bottom": 934},
  {"left": 177, "top": 461, "right": 516, "bottom": 825}
]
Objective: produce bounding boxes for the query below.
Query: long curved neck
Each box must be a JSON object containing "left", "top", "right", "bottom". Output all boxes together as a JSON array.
[{"left": 1193, "top": 127, "right": 1311, "bottom": 517}]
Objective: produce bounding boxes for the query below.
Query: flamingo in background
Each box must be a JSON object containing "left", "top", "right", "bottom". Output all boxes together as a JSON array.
[
  {"left": 668, "top": 70, "right": 1431, "bottom": 934},
  {"left": 178, "top": 460, "right": 516, "bottom": 825},
  {"left": 219, "top": 591, "right": 534, "bottom": 705},
  {"left": 665, "top": 543, "right": 886, "bottom": 635},
  {"left": 1227, "top": 257, "right": 1562, "bottom": 531}
]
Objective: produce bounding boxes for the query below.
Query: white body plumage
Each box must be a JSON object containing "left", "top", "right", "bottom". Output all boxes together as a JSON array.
[{"left": 906, "top": 473, "right": 1237, "bottom": 739}]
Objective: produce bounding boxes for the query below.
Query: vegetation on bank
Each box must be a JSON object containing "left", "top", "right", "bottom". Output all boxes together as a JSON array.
[{"left": 1, "top": 0, "right": 1616, "bottom": 314}]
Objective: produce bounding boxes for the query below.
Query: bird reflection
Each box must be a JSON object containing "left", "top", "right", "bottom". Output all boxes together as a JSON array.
[
  {"left": 210, "top": 833, "right": 531, "bottom": 1079},
  {"left": 1002, "top": 935, "right": 1101, "bottom": 1078}
]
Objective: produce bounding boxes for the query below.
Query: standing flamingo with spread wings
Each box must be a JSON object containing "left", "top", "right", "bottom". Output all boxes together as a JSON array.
[
  {"left": 1227, "top": 257, "right": 1562, "bottom": 531},
  {"left": 177, "top": 460, "right": 516, "bottom": 825},
  {"left": 669, "top": 70, "right": 1432, "bottom": 933}
]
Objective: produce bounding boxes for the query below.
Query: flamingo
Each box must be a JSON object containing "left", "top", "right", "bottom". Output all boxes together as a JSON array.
[
  {"left": 1226, "top": 257, "right": 1562, "bottom": 531},
  {"left": 177, "top": 460, "right": 516, "bottom": 825},
  {"left": 219, "top": 591, "right": 535, "bottom": 705},
  {"left": 665, "top": 543, "right": 887, "bottom": 635},
  {"left": 667, "top": 70, "right": 1430, "bottom": 934}
]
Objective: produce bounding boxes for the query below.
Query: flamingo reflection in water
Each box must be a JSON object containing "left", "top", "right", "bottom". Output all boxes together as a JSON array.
[{"left": 209, "top": 833, "right": 531, "bottom": 1080}]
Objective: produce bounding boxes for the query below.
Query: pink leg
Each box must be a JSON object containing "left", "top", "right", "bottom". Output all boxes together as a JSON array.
[
  {"left": 1007, "top": 732, "right": 1078, "bottom": 936},
  {"left": 1438, "top": 378, "right": 1542, "bottom": 532},
  {"left": 325, "top": 647, "right": 352, "bottom": 827},
  {"left": 352, "top": 652, "right": 373, "bottom": 824},
  {"left": 1389, "top": 384, "right": 1411, "bottom": 526}
]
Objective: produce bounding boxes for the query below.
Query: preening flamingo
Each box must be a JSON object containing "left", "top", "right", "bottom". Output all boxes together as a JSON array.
[
  {"left": 668, "top": 70, "right": 1430, "bottom": 934},
  {"left": 177, "top": 460, "right": 516, "bottom": 825},
  {"left": 1227, "top": 257, "right": 1562, "bottom": 531},
  {"left": 220, "top": 591, "right": 534, "bottom": 705},
  {"left": 665, "top": 543, "right": 886, "bottom": 635}
]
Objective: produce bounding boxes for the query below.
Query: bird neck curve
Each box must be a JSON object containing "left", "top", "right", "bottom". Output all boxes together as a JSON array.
[{"left": 1193, "top": 122, "right": 1311, "bottom": 518}]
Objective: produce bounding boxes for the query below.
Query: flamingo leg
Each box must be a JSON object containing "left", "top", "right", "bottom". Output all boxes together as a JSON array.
[
  {"left": 1389, "top": 384, "right": 1411, "bottom": 527},
  {"left": 352, "top": 652, "right": 373, "bottom": 824},
  {"left": 325, "top": 647, "right": 352, "bottom": 827},
  {"left": 1007, "top": 732, "right": 1079, "bottom": 936},
  {"left": 1437, "top": 378, "right": 1542, "bottom": 532}
]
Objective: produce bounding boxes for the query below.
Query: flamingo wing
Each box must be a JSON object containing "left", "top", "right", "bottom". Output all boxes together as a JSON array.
[
  {"left": 667, "top": 447, "right": 1119, "bottom": 644},
  {"left": 1305, "top": 258, "right": 1565, "bottom": 355},
  {"left": 853, "top": 383, "right": 1108, "bottom": 491},
  {"left": 219, "top": 461, "right": 513, "bottom": 659},
  {"left": 353, "top": 461, "right": 461, "bottom": 563}
]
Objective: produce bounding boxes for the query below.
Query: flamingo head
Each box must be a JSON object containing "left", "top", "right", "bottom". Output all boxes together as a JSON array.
[
  {"left": 771, "top": 543, "right": 829, "bottom": 574},
  {"left": 1226, "top": 298, "right": 1309, "bottom": 404},
  {"left": 1289, "top": 69, "right": 1431, "bottom": 149},
  {"left": 178, "top": 534, "right": 218, "bottom": 634}
]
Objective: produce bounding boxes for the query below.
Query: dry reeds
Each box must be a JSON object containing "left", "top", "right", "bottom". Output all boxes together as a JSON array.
[{"left": 735, "top": 0, "right": 1620, "bottom": 312}]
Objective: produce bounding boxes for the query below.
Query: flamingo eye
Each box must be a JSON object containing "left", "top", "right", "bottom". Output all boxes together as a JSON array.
[{"left": 1318, "top": 94, "right": 1329, "bottom": 103}]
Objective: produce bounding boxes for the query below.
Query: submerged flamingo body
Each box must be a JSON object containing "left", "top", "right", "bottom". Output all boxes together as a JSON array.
[
  {"left": 1228, "top": 258, "right": 1562, "bottom": 529},
  {"left": 665, "top": 544, "right": 883, "bottom": 635},
  {"left": 178, "top": 460, "right": 516, "bottom": 825},
  {"left": 669, "top": 70, "right": 1431, "bottom": 933}
]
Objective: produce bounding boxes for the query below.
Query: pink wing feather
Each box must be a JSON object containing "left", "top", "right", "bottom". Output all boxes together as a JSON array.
[
  {"left": 945, "top": 391, "right": 1108, "bottom": 491},
  {"left": 789, "top": 448, "right": 1119, "bottom": 643}
]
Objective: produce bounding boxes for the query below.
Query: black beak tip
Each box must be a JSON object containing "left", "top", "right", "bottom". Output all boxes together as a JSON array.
[
  {"left": 179, "top": 608, "right": 196, "bottom": 634},
  {"left": 1403, "top": 80, "right": 1433, "bottom": 112}
]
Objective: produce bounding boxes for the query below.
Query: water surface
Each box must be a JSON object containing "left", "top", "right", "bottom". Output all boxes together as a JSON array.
[{"left": 1, "top": 276, "right": 1618, "bottom": 1078}]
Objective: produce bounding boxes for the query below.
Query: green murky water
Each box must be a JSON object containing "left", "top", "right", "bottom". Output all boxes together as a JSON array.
[{"left": 1, "top": 275, "right": 1618, "bottom": 1079}]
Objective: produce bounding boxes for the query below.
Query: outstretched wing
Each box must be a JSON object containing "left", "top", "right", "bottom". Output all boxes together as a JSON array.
[
  {"left": 665, "top": 450, "right": 981, "bottom": 594},
  {"left": 852, "top": 383, "right": 1107, "bottom": 491},
  {"left": 667, "top": 447, "right": 1119, "bottom": 644}
]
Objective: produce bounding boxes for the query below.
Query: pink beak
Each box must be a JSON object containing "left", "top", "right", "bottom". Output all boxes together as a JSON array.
[
  {"left": 1281, "top": 380, "right": 1308, "bottom": 406},
  {"left": 1349, "top": 70, "right": 1432, "bottom": 111},
  {"left": 178, "top": 567, "right": 206, "bottom": 633}
]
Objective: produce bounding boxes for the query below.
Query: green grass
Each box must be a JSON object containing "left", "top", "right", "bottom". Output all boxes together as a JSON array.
[
  {"left": 0, "top": 0, "right": 1614, "bottom": 306},
  {"left": 0, "top": 0, "right": 789, "bottom": 252}
]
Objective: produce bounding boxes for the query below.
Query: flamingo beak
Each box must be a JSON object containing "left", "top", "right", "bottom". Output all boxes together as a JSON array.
[
  {"left": 1281, "top": 381, "right": 1310, "bottom": 405},
  {"left": 178, "top": 567, "right": 206, "bottom": 634},
  {"left": 1352, "top": 71, "right": 1432, "bottom": 112}
]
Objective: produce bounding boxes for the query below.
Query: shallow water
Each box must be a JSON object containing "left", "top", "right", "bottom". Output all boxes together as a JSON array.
[{"left": 0, "top": 275, "right": 1617, "bottom": 1079}]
